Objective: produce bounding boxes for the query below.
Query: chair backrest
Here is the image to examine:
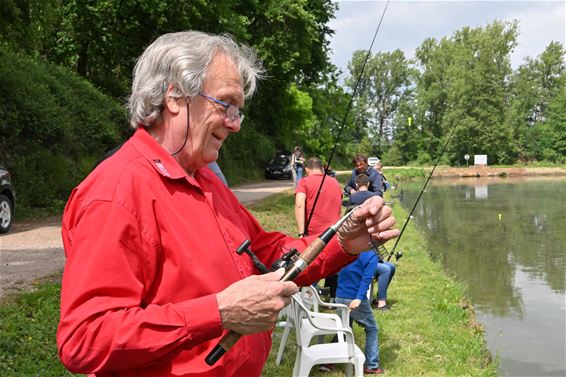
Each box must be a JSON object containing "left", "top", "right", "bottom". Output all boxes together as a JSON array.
[
  {"left": 291, "top": 294, "right": 356, "bottom": 357},
  {"left": 298, "top": 286, "right": 318, "bottom": 312},
  {"left": 300, "top": 285, "right": 350, "bottom": 325}
]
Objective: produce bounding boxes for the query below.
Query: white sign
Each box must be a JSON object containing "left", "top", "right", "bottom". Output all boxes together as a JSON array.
[
  {"left": 474, "top": 155, "right": 487, "bottom": 166},
  {"left": 464, "top": 154, "right": 470, "bottom": 161}
]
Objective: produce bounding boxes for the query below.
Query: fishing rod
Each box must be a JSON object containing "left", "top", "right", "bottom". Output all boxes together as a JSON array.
[
  {"left": 304, "top": 0, "right": 390, "bottom": 234},
  {"left": 205, "top": 207, "right": 357, "bottom": 365},
  {"left": 385, "top": 125, "right": 457, "bottom": 261}
]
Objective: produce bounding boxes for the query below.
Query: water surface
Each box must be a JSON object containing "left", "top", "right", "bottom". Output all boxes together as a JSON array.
[{"left": 399, "top": 176, "right": 566, "bottom": 376}]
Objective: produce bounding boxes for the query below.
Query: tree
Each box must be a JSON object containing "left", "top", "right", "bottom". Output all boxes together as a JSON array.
[
  {"left": 345, "top": 49, "right": 413, "bottom": 157},
  {"left": 303, "top": 69, "right": 353, "bottom": 164},
  {"left": 414, "top": 21, "right": 518, "bottom": 164},
  {"left": 507, "top": 41, "right": 566, "bottom": 161}
]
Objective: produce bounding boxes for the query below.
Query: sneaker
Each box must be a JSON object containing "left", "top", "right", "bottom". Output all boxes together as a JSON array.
[
  {"left": 364, "top": 367, "right": 385, "bottom": 374},
  {"left": 319, "top": 364, "right": 336, "bottom": 372}
]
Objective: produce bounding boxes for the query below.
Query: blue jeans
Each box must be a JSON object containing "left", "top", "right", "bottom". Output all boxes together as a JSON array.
[
  {"left": 296, "top": 166, "right": 303, "bottom": 181},
  {"left": 375, "top": 261, "right": 396, "bottom": 301},
  {"left": 335, "top": 298, "right": 380, "bottom": 369}
]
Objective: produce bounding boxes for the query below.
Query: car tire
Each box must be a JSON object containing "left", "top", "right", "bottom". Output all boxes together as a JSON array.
[{"left": 0, "top": 194, "right": 13, "bottom": 233}]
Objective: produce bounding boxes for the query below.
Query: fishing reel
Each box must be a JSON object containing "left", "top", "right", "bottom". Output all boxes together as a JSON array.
[
  {"left": 236, "top": 239, "right": 301, "bottom": 274},
  {"left": 370, "top": 239, "right": 403, "bottom": 262}
]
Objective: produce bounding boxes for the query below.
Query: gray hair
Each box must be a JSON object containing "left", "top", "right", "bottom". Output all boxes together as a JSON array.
[{"left": 127, "top": 31, "right": 263, "bottom": 128}]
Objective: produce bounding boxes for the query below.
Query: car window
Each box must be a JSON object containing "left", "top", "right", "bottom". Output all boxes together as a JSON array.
[{"left": 274, "top": 156, "right": 289, "bottom": 165}]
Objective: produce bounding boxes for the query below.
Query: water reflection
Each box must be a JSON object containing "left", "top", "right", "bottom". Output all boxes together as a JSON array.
[{"left": 399, "top": 176, "right": 566, "bottom": 376}]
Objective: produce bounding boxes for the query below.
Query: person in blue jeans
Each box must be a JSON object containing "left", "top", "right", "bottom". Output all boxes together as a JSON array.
[
  {"left": 348, "top": 174, "right": 396, "bottom": 311},
  {"left": 335, "top": 250, "right": 383, "bottom": 374},
  {"left": 374, "top": 259, "right": 396, "bottom": 310},
  {"left": 291, "top": 146, "right": 305, "bottom": 187}
]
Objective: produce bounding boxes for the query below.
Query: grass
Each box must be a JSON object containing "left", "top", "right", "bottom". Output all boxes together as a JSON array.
[
  {"left": 0, "top": 277, "right": 74, "bottom": 376},
  {"left": 0, "top": 174, "right": 497, "bottom": 376}
]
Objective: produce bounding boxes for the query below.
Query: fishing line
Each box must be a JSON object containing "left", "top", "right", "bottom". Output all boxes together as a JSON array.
[
  {"left": 304, "top": 0, "right": 391, "bottom": 233},
  {"left": 386, "top": 124, "right": 458, "bottom": 261}
]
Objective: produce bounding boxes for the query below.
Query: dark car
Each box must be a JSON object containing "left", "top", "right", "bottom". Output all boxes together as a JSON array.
[
  {"left": 0, "top": 166, "right": 15, "bottom": 233},
  {"left": 265, "top": 151, "right": 293, "bottom": 180}
]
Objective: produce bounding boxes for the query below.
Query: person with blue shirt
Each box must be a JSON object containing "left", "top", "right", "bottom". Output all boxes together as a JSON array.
[
  {"left": 344, "top": 154, "right": 383, "bottom": 197},
  {"left": 349, "top": 173, "right": 396, "bottom": 311},
  {"left": 335, "top": 249, "right": 384, "bottom": 375}
]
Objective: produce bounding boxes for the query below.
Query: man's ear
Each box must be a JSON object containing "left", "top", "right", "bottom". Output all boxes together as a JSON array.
[{"left": 164, "top": 85, "right": 182, "bottom": 114}]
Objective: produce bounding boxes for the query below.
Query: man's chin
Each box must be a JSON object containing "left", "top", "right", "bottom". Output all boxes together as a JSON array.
[{"left": 204, "top": 150, "right": 220, "bottom": 164}]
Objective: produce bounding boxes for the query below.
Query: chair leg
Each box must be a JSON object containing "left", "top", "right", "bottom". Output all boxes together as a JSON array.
[
  {"left": 345, "top": 362, "right": 353, "bottom": 377},
  {"left": 292, "top": 347, "right": 301, "bottom": 376},
  {"left": 298, "top": 356, "right": 313, "bottom": 377},
  {"left": 354, "top": 357, "right": 364, "bottom": 377},
  {"left": 276, "top": 324, "right": 292, "bottom": 365}
]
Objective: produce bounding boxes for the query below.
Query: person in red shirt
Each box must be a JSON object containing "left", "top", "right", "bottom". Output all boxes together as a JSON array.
[
  {"left": 57, "top": 31, "right": 400, "bottom": 377},
  {"left": 294, "top": 157, "right": 342, "bottom": 237},
  {"left": 294, "top": 156, "right": 343, "bottom": 301}
]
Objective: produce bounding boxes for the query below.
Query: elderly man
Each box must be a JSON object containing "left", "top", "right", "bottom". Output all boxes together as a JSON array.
[
  {"left": 344, "top": 154, "right": 384, "bottom": 197},
  {"left": 57, "top": 31, "right": 399, "bottom": 377}
]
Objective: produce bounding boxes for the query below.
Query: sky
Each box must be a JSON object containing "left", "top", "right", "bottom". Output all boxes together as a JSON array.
[{"left": 328, "top": 0, "right": 565, "bottom": 75}]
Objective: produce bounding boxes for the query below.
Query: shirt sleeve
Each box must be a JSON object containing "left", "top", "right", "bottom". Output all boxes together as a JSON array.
[
  {"left": 369, "top": 169, "right": 384, "bottom": 197},
  {"left": 236, "top": 204, "right": 357, "bottom": 286},
  {"left": 356, "top": 253, "right": 378, "bottom": 300},
  {"left": 344, "top": 170, "right": 357, "bottom": 195},
  {"left": 296, "top": 178, "right": 307, "bottom": 195},
  {"left": 58, "top": 200, "right": 223, "bottom": 373}
]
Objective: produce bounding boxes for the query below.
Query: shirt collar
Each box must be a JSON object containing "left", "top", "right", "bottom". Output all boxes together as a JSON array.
[{"left": 130, "top": 127, "right": 189, "bottom": 180}]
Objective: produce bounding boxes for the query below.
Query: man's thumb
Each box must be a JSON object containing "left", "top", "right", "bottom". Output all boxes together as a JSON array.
[{"left": 261, "top": 267, "right": 285, "bottom": 281}]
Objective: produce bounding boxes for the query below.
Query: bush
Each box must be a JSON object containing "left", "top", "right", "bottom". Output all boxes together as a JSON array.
[
  {"left": 0, "top": 47, "right": 128, "bottom": 212},
  {"left": 218, "top": 123, "right": 275, "bottom": 185}
]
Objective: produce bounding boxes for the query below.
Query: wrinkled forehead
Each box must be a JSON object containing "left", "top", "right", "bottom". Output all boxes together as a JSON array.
[{"left": 203, "top": 53, "right": 245, "bottom": 104}]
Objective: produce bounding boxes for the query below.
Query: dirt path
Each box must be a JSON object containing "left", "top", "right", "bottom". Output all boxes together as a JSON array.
[{"left": 0, "top": 180, "right": 294, "bottom": 299}]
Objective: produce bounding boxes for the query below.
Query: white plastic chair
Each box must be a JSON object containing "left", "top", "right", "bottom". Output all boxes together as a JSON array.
[
  {"left": 275, "top": 286, "right": 350, "bottom": 365},
  {"left": 291, "top": 295, "right": 365, "bottom": 377},
  {"left": 300, "top": 285, "right": 350, "bottom": 324}
]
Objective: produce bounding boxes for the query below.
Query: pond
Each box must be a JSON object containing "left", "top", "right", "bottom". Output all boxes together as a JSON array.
[{"left": 398, "top": 176, "right": 566, "bottom": 377}]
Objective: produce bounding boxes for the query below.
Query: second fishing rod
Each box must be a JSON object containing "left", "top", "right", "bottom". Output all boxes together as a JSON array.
[
  {"left": 303, "top": 0, "right": 390, "bottom": 235},
  {"left": 384, "top": 124, "right": 458, "bottom": 262}
]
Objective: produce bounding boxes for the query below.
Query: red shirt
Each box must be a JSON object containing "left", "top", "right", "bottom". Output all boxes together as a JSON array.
[
  {"left": 295, "top": 173, "right": 343, "bottom": 235},
  {"left": 58, "top": 128, "right": 355, "bottom": 377}
]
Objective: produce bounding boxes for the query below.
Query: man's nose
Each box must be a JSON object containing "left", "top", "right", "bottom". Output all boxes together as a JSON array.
[{"left": 225, "top": 117, "right": 241, "bottom": 133}]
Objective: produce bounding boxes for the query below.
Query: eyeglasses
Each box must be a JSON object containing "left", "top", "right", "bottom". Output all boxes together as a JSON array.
[{"left": 198, "top": 92, "right": 244, "bottom": 123}]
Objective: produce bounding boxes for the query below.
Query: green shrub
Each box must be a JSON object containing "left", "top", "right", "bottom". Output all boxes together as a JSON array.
[
  {"left": 219, "top": 123, "right": 275, "bottom": 185},
  {"left": 0, "top": 47, "right": 128, "bottom": 212}
]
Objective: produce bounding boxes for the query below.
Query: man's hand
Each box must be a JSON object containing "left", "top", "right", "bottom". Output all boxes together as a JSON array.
[
  {"left": 349, "top": 299, "right": 361, "bottom": 311},
  {"left": 337, "top": 195, "right": 400, "bottom": 255},
  {"left": 216, "top": 269, "right": 298, "bottom": 335}
]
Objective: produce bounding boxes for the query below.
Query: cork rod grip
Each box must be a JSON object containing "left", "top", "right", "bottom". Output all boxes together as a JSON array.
[{"left": 297, "top": 238, "right": 327, "bottom": 265}]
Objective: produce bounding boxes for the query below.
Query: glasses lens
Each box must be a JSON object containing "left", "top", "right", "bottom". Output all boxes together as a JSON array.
[{"left": 226, "top": 106, "right": 241, "bottom": 122}]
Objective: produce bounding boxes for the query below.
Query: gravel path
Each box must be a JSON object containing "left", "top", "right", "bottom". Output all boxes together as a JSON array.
[{"left": 0, "top": 180, "right": 294, "bottom": 299}]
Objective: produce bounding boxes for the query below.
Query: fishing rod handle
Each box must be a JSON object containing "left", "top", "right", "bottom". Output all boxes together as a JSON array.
[
  {"left": 205, "top": 233, "right": 334, "bottom": 365},
  {"left": 204, "top": 330, "right": 240, "bottom": 365}
]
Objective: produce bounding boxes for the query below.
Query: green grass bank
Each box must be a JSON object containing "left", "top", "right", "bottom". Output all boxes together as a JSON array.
[{"left": 0, "top": 185, "right": 497, "bottom": 376}]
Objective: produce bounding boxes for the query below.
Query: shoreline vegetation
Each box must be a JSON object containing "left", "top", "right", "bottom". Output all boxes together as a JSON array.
[
  {"left": 427, "top": 165, "right": 566, "bottom": 178},
  {"left": 380, "top": 165, "right": 566, "bottom": 178}
]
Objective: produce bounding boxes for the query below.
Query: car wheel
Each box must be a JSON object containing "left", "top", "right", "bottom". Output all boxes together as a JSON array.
[{"left": 0, "top": 194, "right": 13, "bottom": 233}]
